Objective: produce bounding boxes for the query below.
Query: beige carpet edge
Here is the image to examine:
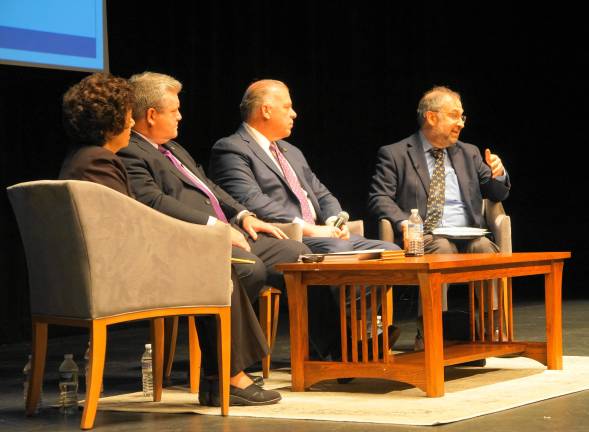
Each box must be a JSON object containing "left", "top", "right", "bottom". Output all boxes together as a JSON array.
[{"left": 96, "top": 356, "right": 589, "bottom": 426}]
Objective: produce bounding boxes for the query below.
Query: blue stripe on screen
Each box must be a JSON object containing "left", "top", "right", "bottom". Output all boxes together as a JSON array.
[{"left": 0, "top": 25, "right": 95, "bottom": 58}]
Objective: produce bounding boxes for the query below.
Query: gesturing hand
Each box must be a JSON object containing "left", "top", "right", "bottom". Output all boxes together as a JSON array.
[{"left": 485, "top": 148, "right": 505, "bottom": 178}]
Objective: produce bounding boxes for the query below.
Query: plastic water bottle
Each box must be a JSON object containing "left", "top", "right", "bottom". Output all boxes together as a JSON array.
[
  {"left": 406, "top": 209, "right": 424, "bottom": 256},
  {"left": 23, "top": 354, "right": 42, "bottom": 412},
  {"left": 84, "top": 341, "right": 103, "bottom": 396},
  {"left": 58, "top": 354, "right": 79, "bottom": 414},
  {"left": 141, "top": 344, "right": 153, "bottom": 397}
]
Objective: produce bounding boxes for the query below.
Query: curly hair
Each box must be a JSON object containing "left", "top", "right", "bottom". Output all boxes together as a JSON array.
[{"left": 62, "top": 73, "right": 134, "bottom": 147}]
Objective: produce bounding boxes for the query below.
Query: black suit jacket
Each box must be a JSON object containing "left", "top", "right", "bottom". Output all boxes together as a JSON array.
[
  {"left": 210, "top": 124, "right": 342, "bottom": 224},
  {"left": 117, "top": 132, "right": 247, "bottom": 225},
  {"left": 59, "top": 145, "right": 133, "bottom": 196},
  {"left": 368, "top": 132, "right": 510, "bottom": 237}
]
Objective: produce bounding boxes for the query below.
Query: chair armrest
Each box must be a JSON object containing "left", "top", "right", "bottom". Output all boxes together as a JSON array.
[
  {"left": 484, "top": 200, "right": 512, "bottom": 253},
  {"left": 347, "top": 220, "right": 364, "bottom": 237},
  {"left": 272, "top": 222, "right": 303, "bottom": 241},
  {"left": 72, "top": 181, "right": 233, "bottom": 317},
  {"left": 378, "top": 218, "right": 395, "bottom": 243}
]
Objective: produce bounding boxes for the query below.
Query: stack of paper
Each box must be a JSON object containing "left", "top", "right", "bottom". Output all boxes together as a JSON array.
[
  {"left": 300, "top": 249, "right": 385, "bottom": 263},
  {"left": 380, "top": 250, "right": 407, "bottom": 261},
  {"left": 432, "top": 227, "right": 490, "bottom": 239}
]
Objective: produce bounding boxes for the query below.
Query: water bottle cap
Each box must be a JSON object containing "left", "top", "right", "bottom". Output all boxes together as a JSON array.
[
  {"left": 411, "top": 209, "right": 418, "bottom": 214},
  {"left": 28, "top": 354, "right": 32, "bottom": 360},
  {"left": 64, "top": 354, "right": 73, "bottom": 359},
  {"left": 145, "top": 343, "right": 151, "bottom": 349}
]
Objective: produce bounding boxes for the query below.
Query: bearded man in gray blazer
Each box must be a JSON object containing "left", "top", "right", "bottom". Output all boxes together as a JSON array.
[
  {"left": 368, "top": 86, "right": 510, "bottom": 252},
  {"left": 368, "top": 86, "right": 510, "bottom": 350}
]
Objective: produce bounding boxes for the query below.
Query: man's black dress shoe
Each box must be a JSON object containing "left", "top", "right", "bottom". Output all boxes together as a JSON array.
[
  {"left": 212, "top": 384, "right": 281, "bottom": 406},
  {"left": 199, "top": 378, "right": 281, "bottom": 406}
]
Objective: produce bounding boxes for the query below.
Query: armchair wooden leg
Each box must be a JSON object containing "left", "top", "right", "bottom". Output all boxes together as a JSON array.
[
  {"left": 150, "top": 318, "right": 164, "bottom": 402},
  {"left": 187, "top": 316, "right": 201, "bottom": 393},
  {"left": 270, "top": 291, "right": 280, "bottom": 350},
  {"left": 163, "top": 316, "right": 179, "bottom": 379},
  {"left": 259, "top": 287, "right": 281, "bottom": 379},
  {"left": 216, "top": 308, "right": 231, "bottom": 416},
  {"left": 26, "top": 319, "right": 47, "bottom": 416},
  {"left": 80, "top": 321, "right": 106, "bottom": 430}
]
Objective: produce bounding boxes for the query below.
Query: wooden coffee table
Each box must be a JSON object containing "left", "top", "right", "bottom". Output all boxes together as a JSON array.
[{"left": 276, "top": 252, "right": 570, "bottom": 397}]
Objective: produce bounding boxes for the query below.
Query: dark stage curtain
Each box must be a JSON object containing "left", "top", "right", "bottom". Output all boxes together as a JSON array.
[{"left": 0, "top": 3, "right": 586, "bottom": 343}]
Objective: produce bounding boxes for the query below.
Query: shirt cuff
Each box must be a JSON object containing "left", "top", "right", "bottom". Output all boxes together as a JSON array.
[
  {"left": 293, "top": 217, "right": 306, "bottom": 226},
  {"left": 236, "top": 210, "right": 256, "bottom": 225},
  {"left": 495, "top": 169, "right": 507, "bottom": 183},
  {"left": 206, "top": 216, "right": 217, "bottom": 226}
]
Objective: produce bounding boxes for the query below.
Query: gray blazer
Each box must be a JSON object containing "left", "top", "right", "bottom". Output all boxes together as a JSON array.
[
  {"left": 368, "top": 132, "right": 510, "bottom": 237},
  {"left": 118, "top": 132, "right": 247, "bottom": 226},
  {"left": 210, "top": 125, "right": 342, "bottom": 224}
]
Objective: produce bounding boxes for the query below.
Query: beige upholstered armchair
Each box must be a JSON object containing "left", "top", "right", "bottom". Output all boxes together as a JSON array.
[{"left": 7, "top": 180, "right": 232, "bottom": 429}]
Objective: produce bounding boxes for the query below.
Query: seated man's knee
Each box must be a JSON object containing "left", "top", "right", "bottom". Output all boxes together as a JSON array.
[
  {"left": 283, "top": 238, "right": 311, "bottom": 257},
  {"left": 234, "top": 257, "right": 266, "bottom": 301},
  {"left": 325, "top": 238, "right": 354, "bottom": 253},
  {"left": 424, "top": 235, "right": 458, "bottom": 254},
  {"left": 466, "top": 237, "right": 500, "bottom": 254}
]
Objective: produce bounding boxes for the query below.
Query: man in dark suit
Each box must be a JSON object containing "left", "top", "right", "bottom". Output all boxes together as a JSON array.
[
  {"left": 209, "top": 79, "right": 398, "bottom": 255},
  {"left": 209, "top": 79, "right": 400, "bottom": 360},
  {"left": 368, "top": 86, "right": 510, "bottom": 349},
  {"left": 118, "top": 72, "right": 309, "bottom": 406}
]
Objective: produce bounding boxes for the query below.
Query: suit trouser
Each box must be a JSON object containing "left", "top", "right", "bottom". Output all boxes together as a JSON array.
[{"left": 198, "top": 234, "right": 309, "bottom": 376}]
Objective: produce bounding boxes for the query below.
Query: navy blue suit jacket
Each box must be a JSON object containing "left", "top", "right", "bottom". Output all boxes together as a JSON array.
[{"left": 210, "top": 125, "right": 342, "bottom": 224}]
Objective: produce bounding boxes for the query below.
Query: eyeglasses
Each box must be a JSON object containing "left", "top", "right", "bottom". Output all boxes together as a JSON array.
[{"left": 431, "top": 111, "right": 467, "bottom": 123}]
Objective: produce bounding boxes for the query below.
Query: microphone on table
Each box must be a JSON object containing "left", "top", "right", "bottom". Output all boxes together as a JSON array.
[{"left": 333, "top": 211, "right": 350, "bottom": 229}]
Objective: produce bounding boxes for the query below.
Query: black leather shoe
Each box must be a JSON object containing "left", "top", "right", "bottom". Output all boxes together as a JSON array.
[{"left": 210, "top": 383, "right": 281, "bottom": 406}]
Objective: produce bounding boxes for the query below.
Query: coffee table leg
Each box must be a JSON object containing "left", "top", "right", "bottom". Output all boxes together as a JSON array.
[
  {"left": 285, "top": 272, "right": 308, "bottom": 391},
  {"left": 419, "top": 272, "right": 445, "bottom": 397},
  {"left": 545, "top": 261, "right": 563, "bottom": 370}
]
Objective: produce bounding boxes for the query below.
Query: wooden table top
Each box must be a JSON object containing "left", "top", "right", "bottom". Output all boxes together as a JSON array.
[{"left": 276, "top": 252, "right": 571, "bottom": 272}]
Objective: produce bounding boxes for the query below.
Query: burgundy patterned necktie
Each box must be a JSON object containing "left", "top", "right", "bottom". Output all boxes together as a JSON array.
[
  {"left": 424, "top": 148, "right": 445, "bottom": 233},
  {"left": 269, "top": 142, "right": 315, "bottom": 224},
  {"left": 158, "top": 146, "right": 228, "bottom": 223}
]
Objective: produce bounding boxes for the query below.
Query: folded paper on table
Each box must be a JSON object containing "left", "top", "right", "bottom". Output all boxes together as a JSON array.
[
  {"left": 300, "top": 248, "right": 386, "bottom": 263},
  {"left": 432, "top": 227, "right": 490, "bottom": 239}
]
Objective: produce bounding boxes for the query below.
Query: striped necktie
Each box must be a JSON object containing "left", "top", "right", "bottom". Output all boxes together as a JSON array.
[
  {"left": 158, "top": 146, "right": 228, "bottom": 223},
  {"left": 269, "top": 142, "right": 314, "bottom": 224},
  {"left": 424, "top": 148, "right": 445, "bottom": 233}
]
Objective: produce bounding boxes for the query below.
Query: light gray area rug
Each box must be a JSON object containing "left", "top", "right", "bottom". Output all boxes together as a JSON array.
[{"left": 97, "top": 356, "right": 589, "bottom": 425}]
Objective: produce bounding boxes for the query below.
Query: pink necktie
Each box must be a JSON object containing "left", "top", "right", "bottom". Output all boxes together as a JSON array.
[
  {"left": 158, "top": 146, "right": 228, "bottom": 223},
  {"left": 269, "top": 142, "right": 314, "bottom": 224}
]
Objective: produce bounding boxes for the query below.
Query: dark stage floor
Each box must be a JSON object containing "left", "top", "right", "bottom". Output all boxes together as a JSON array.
[{"left": 1, "top": 299, "right": 588, "bottom": 431}]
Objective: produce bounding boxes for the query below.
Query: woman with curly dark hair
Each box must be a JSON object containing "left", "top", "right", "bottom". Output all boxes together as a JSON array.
[{"left": 59, "top": 72, "right": 135, "bottom": 196}]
